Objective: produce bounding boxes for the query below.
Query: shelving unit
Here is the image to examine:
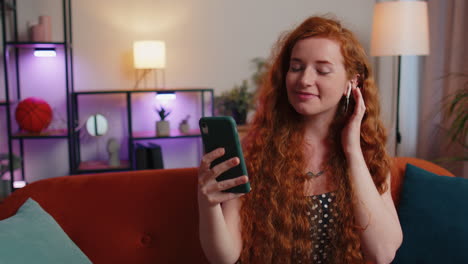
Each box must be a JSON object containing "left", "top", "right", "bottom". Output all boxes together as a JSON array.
[
  {"left": 0, "top": 0, "right": 214, "bottom": 187},
  {"left": 71, "top": 88, "right": 214, "bottom": 173},
  {"left": 0, "top": 0, "right": 74, "bottom": 190}
]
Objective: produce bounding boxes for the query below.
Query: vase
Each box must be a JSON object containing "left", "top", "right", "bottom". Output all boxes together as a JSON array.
[
  {"left": 179, "top": 123, "right": 189, "bottom": 134},
  {"left": 30, "top": 24, "right": 45, "bottom": 42},
  {"left": 156, "top": 120, "right": 170, "bottom": 137},
  {"left": 39, "top": 15, "right": 52, "bottom": 41}
]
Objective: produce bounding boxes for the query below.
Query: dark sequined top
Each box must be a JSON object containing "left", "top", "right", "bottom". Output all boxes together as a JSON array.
[
  {"left": 294, "top": 192, "right": 337, "bottom": 263},
  {"left": 237, "top": 192, "right": 338, "bottom": 264}
]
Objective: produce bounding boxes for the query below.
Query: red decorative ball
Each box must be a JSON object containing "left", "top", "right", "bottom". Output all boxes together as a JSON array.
[{"left": 15, "top": 97, "right": 53, "bottom": 133}]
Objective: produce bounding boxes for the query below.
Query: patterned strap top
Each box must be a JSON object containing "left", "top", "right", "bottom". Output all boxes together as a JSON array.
[
  {"left": 238, "top": 192, "right": 338, "bottom": 264},
  {"left": 308, "top": 192, "right": 338, "bottom": 263},
  {"left": 294, "top": 192, "right": 337, "bottom": 264}
]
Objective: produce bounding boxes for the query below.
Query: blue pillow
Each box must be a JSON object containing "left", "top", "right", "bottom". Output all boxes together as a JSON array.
[
  {"left": 393, "top": 164, "right": 468, "bottom": 264},
  {"left": 0, "top": 198, "right": 92, "bottom": 263}
]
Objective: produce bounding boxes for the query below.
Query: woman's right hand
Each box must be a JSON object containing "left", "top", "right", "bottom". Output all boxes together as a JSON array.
[{"left": 198, "top": 148, "right": 249, "bottom": 207}]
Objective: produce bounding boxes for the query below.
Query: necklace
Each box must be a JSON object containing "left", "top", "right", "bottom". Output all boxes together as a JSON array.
[{"left": 306, "top": 171, "right": 325, "bottom": 178}]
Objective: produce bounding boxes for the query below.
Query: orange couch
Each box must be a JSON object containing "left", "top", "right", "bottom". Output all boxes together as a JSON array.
[{"left": 0, "top": 157, "right": 454, "bottom": 263}]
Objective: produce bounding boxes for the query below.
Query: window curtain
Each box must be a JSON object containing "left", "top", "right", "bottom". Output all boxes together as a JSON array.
[{"left": 417, "top": 0, "right": 468, "bottom": 177}]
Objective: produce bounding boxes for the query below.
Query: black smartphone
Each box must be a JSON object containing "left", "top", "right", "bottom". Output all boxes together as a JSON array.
[{"left": 199, "top": 116, "right": 251, "bottom": 193}]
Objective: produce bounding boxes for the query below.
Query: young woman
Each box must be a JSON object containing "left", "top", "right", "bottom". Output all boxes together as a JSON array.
[{"left": 197, "top": 16, "right": 403, "bottom": 264}]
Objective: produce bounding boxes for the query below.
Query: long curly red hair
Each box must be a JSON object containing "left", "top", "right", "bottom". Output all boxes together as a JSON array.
[{"left": 239, "top": 16, "right": 391, "bottom": 263}]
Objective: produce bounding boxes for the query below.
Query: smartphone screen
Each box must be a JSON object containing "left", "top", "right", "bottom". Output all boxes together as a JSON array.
[{"left": 199, "top": 116, "right": 251, "bottom": 193}]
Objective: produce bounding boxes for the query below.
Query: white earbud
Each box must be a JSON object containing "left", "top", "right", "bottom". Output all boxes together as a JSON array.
[
  {"left": 345, "top": 82, "right": 352, "bottom": 112},
  {"left": 346, "top": 82, "right": 352, "bottom": 99}
]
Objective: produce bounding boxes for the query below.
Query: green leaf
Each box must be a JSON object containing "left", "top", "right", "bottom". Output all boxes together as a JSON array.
[
  {"left": 0, "top": 153, "right": 22, "bottom": 176},
  {"left": 155, "top": 106, "right": 171, "bottom": 121}
]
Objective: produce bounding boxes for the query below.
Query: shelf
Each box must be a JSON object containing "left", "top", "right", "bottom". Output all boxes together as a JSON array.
[
  {"left": 12, "top": 129, "right": 69, "bottom": 139},
  {"left": 77, "top": 160, "right": 130, "bottom": 173},
  {"left": 73, "top": 88, "right": 213, "bottom": 95},
  {"left": 5, "top": 42, "right": 66, "bottom": 48},
  {"left": 0, "top": 100, "right": 15, "bottom": 106},
  {"left": 132, "top": 129, "right": 201, "bottom": 140},
  {"left": 71, "top": 87, "right": 213, "bottom": 173}
]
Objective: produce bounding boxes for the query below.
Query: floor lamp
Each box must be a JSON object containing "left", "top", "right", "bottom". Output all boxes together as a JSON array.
[{"left": 370, "top": 1, "right": 430, "bottom": 155}]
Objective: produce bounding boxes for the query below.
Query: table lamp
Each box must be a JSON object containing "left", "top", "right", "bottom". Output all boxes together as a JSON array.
[{"left": 133, "top": 40, "right": 166, "bottom": 89}]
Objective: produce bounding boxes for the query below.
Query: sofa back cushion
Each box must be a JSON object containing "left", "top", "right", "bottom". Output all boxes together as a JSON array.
[
  {"left": 0, "top": 168, "right": 209, "bottom": 264},
  {"left": 390, "top": 157, "right": 454, "bottom": 206},
  {"left": 393, "top": 164, "right": 468, "bottom": 263}
]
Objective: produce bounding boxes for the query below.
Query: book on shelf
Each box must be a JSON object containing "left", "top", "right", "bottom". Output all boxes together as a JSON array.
[
  {"left": 147, "top": 143, "right": 164, "bottom": 169},
  {"left": 134, "top": 143, "right": 164, "bottom": 170},
  {"left": 134, "top": 143, "right": 149, "bottom": 170}
]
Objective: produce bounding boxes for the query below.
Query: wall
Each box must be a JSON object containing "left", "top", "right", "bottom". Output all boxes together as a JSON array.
[
  {"left": 72, "top": 0, "right": 375, "bottom": 93},
  {"left": 0, "top": 0, "right": 380, "bottom": 183}
]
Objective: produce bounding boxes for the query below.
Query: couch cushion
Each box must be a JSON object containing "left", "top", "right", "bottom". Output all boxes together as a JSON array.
[
  {"left": 393, "top": 164, "right": 468, "bottom": 263},
  {"left": 0, "top": 198, "right": 91, "bottom": 263},
  {"left": 390, "top": 157, "right": 455, "bottom": 206}
]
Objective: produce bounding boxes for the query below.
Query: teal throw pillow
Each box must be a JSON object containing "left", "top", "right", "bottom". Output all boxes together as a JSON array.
[
  {"left": 393, "top": 164, "right": 468, "bottom": 263},
  {"left": 0, "top": 198, "right": 91, "bottom": 264}
]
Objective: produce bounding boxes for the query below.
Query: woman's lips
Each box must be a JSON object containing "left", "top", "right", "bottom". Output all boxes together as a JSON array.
[{"left": 296, "top": 91, "right": 319, "bottom": 100}]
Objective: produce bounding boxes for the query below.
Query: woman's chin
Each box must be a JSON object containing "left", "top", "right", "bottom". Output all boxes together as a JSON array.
[
  {"left": 292, "top": 105, "right": 338, "bottom": 119},
  {"left": 292, "top": 106, "right": 317, "bottom": 116}
]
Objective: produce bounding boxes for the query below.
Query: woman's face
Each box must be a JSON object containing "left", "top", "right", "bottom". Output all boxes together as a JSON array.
[{"left": 286, "top": 37, "right": 348, "bottom": 118}]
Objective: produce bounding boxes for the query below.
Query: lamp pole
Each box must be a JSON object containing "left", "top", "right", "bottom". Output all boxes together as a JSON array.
[{"left": 395, "top": 55, "right": 402, "bottom": 155}]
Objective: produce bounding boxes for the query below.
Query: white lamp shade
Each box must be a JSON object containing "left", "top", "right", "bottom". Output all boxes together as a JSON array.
[
  {"left": 371, "top": 1, "right": 429, "bottom": 56},
  {"left": 133, "top": 41, "right": 166, "bottom": 69}
]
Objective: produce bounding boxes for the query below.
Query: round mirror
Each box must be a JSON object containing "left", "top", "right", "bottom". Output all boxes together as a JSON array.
[{"left": 86, "top": 114, "right": 108, "bottom": 136}]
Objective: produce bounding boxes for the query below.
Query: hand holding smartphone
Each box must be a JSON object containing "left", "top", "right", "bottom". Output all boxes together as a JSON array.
[{"left": 199, "top": 116, "right": 251, "bottom": 193}]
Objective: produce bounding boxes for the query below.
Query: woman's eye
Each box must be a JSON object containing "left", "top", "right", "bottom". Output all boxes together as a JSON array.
[
  {"left": 290, "top": 65, "right": 303, "bottom": 72},
  {"left": 317, "top": 69, "right": 331, "bottom": 75}
]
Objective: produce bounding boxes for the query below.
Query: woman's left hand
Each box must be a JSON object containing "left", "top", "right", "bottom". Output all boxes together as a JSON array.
[{"left": 342, "top": 81, "right": 366, "bottom": 154}]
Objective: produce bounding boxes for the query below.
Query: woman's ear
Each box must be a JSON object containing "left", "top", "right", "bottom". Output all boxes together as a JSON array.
[
  {"left": 351, "top": 74, "right": 361, "bottom": 88},
  {"left": 344, "top": 74, "right": 360, "bottom": 96}
]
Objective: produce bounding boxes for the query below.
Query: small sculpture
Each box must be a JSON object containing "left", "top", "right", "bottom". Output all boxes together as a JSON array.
[{"left": 107, "top": 138, "right": 120, "bottom": 167}]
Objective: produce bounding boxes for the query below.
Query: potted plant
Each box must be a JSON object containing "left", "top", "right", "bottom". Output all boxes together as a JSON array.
[
  {"left": 445, "top": 87, "right": 467, "bottom": 148},
  {"left": 434, "top": 73, "right": 467, "bottom": 172},
  {"left": 215, "top": 80, "right": 253, "bottom": 125},
  {"left": 215, "top": 57, "right": 267, "bottom": 125},
  {"left": 442, "top": 76, "right": 467, "bottom": 161},
  {"left": 155, "top": 106, "right": 171, "bottom": 137}
]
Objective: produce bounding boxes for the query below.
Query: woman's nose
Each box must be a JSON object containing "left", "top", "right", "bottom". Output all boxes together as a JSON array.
[{"left": 300, "top": 67, "right": 316, "bottom": 87}]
